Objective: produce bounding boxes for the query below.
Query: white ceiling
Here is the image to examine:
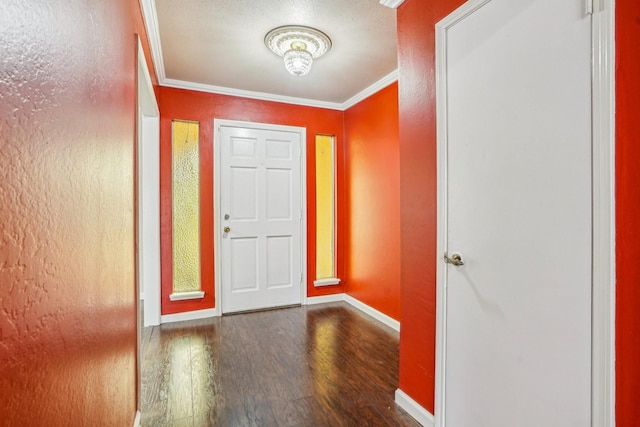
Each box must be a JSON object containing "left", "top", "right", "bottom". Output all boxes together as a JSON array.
[{"left": 142, "top": 0, "right": 399, "bottom": 110}]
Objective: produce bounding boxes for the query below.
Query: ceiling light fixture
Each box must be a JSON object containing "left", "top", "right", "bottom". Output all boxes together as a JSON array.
[{"left": 265, "top": 25, "right": 332, "bottom": 77}]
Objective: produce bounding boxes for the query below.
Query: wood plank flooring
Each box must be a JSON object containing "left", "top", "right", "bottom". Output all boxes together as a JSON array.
[{"left": 140, "top": 302, "right": 421, "bottom": 427}]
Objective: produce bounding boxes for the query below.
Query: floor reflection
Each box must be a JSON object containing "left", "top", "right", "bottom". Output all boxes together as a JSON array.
[{"left": 140, "top": 302, "right": 420, "bottom": 427}]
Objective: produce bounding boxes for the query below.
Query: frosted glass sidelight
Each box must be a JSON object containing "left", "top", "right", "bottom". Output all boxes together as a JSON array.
[
  {"left": 172, "top": 120, "right": 201, "bottom": 293},
  {"left": 315, "top": 135, "right": 335, "bottom": 280}
]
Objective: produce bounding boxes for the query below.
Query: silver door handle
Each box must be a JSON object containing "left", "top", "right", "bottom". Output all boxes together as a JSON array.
[{"left": 444, "top": 252, "right": 464, "bottom": 266}]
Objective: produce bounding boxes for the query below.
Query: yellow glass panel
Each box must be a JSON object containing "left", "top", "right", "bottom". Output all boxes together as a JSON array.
[
  {"left": 316, "top": 135, "right": 335, "bottom": 279},
  {"left": 172, "top": 120, "right": 201, "bottom": 293}
]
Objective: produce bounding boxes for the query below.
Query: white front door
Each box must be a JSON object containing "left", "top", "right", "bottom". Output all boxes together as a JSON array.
[
  {"left": 218, "top": 122, "right": 304, "bottom": 314},
  {"left": 437, "top": 0, "right": 592, "bottom": 425}
]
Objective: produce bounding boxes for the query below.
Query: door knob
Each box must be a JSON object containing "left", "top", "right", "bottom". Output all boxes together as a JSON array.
[
  {"left": 444, "top": 252, "right": 464, "bottom": 266},
  {"left": 223, "top": 226, "right": 231, "bottom": 233}
]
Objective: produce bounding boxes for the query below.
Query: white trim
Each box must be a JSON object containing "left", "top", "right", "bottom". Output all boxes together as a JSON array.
[
  {"left": 341, "top": 70, "right": 399, "bottom": 109},
  {"left": 213, "top": 118, "right": 222, "bottom": 317},
  {"left": 379, "top": 0, "right": 406, "bottom": 9},
  {"left": 137, "top": 38, "right": 161, "bottom": 328},
  {"left": 161, "top": 308, "right": 218, "bottom": 324},
  {"left": 343, "top": 294, "right": 400, "bottom": 332},
  {"left": 394, "top": 389, "right": 435, "bottom": 427},
  {"left": 434, "top": 1, "right": 616, "bottom": 426},
  {"left": 139, "top": 0, "right": 165, "bottom": 82},
  {"left": 591, "top": 0, "right": 616, "bottom": 425},
  {"left": 213, "top": 120, "right": 307, "bottom": 316},
  {"left": 137, "top": 41, "right": 159, "bottom": 116},
  {"left": 133, "top": 410, "right": 141, "bottom": 427},
  {"left": 164, "top": 78, "right": 344, "bottom": 110},
  {"left": 163, "top": 71, "right": 398, "bottom": 111},
  {"left": 169, "top": 291, "right": 205, "bottom": 301},
  {"left": 304, "top": 294, "right": 345, "bottom": 305},
  {"left": 304, "top": 293, "right": 401, "bottom": 331},
  {"left": 313, "top": 278, "right": 341, "bottom": 287}
]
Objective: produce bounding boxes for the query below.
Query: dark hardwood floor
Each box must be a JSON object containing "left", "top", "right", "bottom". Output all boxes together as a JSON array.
[{"left": 140, "top": 302, "right": 420, "bottom": 427}]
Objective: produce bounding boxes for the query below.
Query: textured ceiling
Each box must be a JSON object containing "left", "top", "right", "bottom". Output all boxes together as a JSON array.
[{"left": 150, "top": 0, "right": 398, "bottom": 107}]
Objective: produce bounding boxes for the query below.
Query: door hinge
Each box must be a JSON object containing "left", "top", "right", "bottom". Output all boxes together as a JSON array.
[{"left": 586, "top": 0, "right": 593, "bottom": 15}]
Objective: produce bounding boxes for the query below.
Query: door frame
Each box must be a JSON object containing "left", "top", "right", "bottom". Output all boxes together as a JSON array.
[
  {"left": 213, "top": 119, "right": 308, "bottom": 316},
  {"left": 135, "top": 35, "right": 161, "bottom": 423},
  {"left": 433, "top": 1, "right": 616, "bottom": 426},
  {"left": 137, "top": 38, "right": 161, "bottom": 328}
]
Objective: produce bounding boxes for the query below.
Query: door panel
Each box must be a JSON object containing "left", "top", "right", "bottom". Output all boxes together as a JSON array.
[
  {"left": 266, "top": 236, "right": 292, "bottom": 288},
  {"left": 230, "top": 237, "right": 258, "bottom": 292},
  {"left": 440, "top": 0, "right": 592, "bottom": 425},
  {"left": 220, "top": 125, "right": 302, "bottom": 313},
  {"left": 266, "top": 169, "right": 292, "bottom": 219},
  {"left": 230, "top": 167, "right": 258, "bottom": 220}
]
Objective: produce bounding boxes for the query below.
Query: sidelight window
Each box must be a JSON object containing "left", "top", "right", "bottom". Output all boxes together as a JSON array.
[
  {"left": 170, "top": 120, "right": 204, "bottom": 300},
  {"left": 314, "top": 135, "right": 340, "bottom": 286}
]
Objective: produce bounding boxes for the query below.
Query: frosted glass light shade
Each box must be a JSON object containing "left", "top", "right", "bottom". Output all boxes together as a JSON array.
[
  {"left": 284, "top": 49, "right": 313, "bottom": 76},
  {"left": 265, "top": 25, "right": 331, "bottom": 77}
]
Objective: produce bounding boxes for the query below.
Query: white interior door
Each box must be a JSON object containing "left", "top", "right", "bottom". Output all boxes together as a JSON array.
[
  {"left": 218, "top": 123, "right": 303, "bottom": 314},
  {"left": 437, "top": 0, "right": 592, "bottom": 425}
]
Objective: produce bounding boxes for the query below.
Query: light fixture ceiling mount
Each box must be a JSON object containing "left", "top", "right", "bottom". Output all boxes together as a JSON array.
[{"left": 265, "top": 25, "right": 332, "bottom": 77}]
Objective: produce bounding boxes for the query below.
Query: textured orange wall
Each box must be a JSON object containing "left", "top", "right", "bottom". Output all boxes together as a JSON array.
[
  {"left": 615, "top": 0, "right": 640, "bottom": 425},
  {"left": 0, "top": 0, "right": 151, "bottom": 424},
  {"left": 158, "top": 87, "right": 346, "bottom": 314},
  {"left": 396, "top": 0, "right": 465, "bottom": 412},
  {"left": 344, "top": 83, "right": 401, "bottom": 321}
]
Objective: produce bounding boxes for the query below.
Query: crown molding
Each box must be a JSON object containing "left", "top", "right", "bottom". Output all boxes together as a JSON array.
[
  {"left": 139, "top": 0, "right": 166, "bottom": 82},
  {"left": 341, "top": 70, "right": 398, "bottom": 109},
  {"left": 162, "top": 70, "right": 398, "bottom": 111},
  {"left": 379, "top": 0, "right": 406, "bottom": 9},
  {"left": 139, "top": 0, "right": 398, "bottom": 111},
  {"left": 162, "top": 78, "right": 346, "bottom": 110}
]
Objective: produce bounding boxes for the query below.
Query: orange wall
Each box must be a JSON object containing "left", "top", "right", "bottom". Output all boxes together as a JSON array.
[
  {"left": 615, "top": 0, "right": 640, "bottom": 425},
  {"left": 396, "top": 0, "right": 465, "bottom": 412},
  {"left": 344, "top": 83, "right": 401, "bottom": 320},
  {"left": 0, "top": 0, "right": 153, "bottom": 424},
  {"left": 158, "top": 87, "right": 346, "bottom": 314}
]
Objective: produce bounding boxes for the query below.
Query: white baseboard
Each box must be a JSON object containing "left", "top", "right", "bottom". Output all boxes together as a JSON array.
[
  {"left": 161, "top": 308, "right": 218, "bottom": 324},
  {"left": 133, "top": 410, "right": 141, "bottom": 427},
  {"left": 343, "top": 294, "right": 400, "bottom": 332},
  {"left": 305, "top": 294, "right": 345, "bottom": 305},
  {"left": 395, "top": 389, "right": 434, "bottom": 427},
  {"left": 159, "top": 294, "right": 399, "bottom": 331},
  {"left": 305, "top": 293, "right": 400, "bottom": 332}
]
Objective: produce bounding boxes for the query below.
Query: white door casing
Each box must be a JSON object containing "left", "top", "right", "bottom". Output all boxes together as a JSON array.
[
  {"left": 214, "top": 120, "right": 306, "bottom": 314},
  {"left": 433, "top": 0, "right": 613, "bottom": 425},
  {"left": 137, "top": 39, "right": 161, "bottom": 328}
]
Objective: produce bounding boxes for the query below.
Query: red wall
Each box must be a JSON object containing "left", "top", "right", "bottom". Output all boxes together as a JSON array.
[
  {"left": 344, "top": 84, "right": 402, "bottom": 321},
  {"left": 615, "top": 0, "right": 640, "bottom": 425},
  {"left": 158, "top": 87, "right": 346, "bottom": 314},
  {"left": 0, "top": 0, "right": 153, "bottom": 424},
  {"left": 396, "top": 0, "right": 465, "bottom": 412}
]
